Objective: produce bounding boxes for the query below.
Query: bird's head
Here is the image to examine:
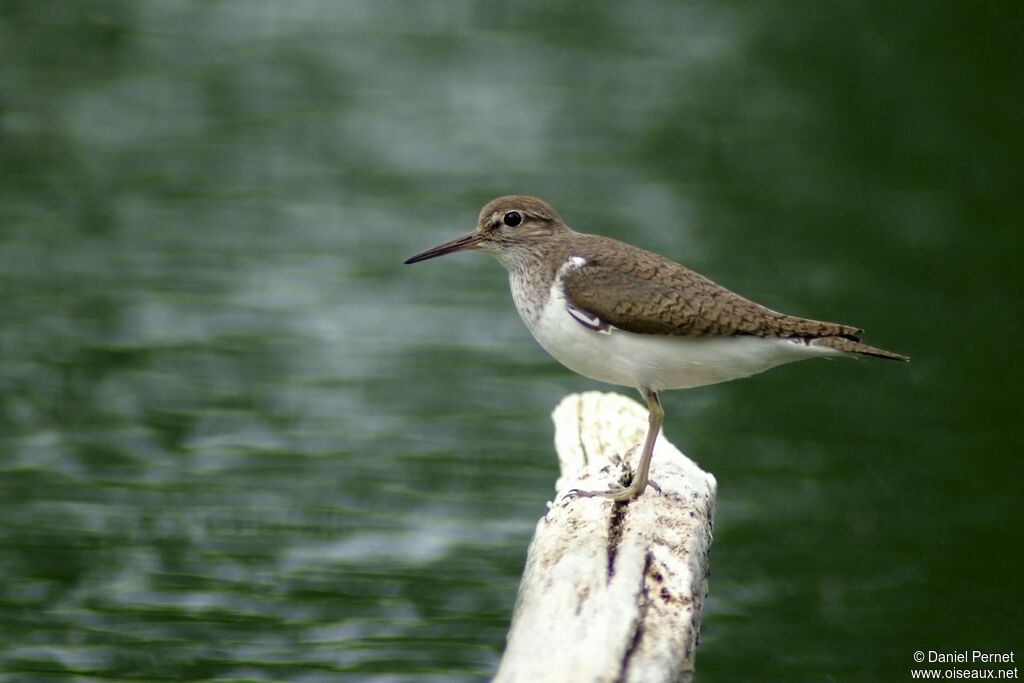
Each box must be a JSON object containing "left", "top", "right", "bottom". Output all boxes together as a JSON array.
[{"left": 404, "top": 195, "right": 567, "bottom": 269}]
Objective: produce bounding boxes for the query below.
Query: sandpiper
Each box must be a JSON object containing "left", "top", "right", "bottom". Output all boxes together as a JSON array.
[{"left": 404, "top": 196, "right": 907, "bottom": 501}]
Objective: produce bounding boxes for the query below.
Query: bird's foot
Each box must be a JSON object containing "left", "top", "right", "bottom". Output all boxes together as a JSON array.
[{"left": 566, "top": 476, "right": 661, "bottom": 503}]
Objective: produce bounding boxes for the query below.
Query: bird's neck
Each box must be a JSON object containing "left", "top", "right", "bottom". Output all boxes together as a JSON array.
[{"left": 504, "top": 236, "right": 575, "bottom": 328}]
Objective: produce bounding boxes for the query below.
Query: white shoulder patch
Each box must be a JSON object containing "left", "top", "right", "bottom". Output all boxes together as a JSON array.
[
  {"left": 556, "top": 255, "right": 587, "bottom": 278},
  {"left": 554, "top": 254, "right": 611, "bottom": 334}
]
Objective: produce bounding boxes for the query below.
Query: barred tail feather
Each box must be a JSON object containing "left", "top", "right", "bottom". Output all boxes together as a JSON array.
[{"left": 810, "top": 336, "right": 909, "bottom": 361}]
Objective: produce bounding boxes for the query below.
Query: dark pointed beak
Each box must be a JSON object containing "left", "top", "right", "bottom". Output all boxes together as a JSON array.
[{"left": 404, "top": 231, "right": 483, "bottom": 264}]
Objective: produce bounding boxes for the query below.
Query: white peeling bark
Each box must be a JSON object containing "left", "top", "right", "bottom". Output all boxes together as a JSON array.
[{"left": 493, "top": 391, "right": 717, "bottom": 683}]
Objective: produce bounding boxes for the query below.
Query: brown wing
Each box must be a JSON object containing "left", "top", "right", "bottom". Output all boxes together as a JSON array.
[{"left": 561, "top": 235, "right": 862, "bottom": 339}]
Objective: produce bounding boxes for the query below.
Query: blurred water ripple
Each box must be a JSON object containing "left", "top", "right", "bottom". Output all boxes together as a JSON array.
[{"left": 1, "top": 1, "right": 1020, "bottom": 681}]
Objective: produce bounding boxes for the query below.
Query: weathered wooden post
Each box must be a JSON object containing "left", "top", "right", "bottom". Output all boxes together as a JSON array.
[{"left": 494, "top": 392, "right": 717, "bottom": 683}]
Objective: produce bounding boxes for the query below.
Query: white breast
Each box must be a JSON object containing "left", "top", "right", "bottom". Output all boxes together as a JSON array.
[{"left": 510, "top": 257, "right": 840, "bottom": 392}]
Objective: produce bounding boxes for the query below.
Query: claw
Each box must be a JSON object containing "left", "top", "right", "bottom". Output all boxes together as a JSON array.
[{"left": 566, "top": 476, "right": 658, "bottom": 502}]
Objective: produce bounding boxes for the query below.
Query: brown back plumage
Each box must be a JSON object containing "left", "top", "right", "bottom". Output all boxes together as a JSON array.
[{"left": 563, "top": 233, "right": 861, "bottom": 339}]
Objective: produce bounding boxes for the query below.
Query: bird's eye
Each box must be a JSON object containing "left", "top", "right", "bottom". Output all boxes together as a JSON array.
[{"left": 503, "top": 211, "right": 522, "bottom": 227}]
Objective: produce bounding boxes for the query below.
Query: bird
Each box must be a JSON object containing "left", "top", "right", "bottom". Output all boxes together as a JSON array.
[{"left": 404, "top": 196, "right": 907, "bottom": 501}]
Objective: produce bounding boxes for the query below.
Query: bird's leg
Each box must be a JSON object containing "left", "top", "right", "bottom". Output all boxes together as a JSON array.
[{"left": 569, "top": 388, "right": 663, "bottom": 502}]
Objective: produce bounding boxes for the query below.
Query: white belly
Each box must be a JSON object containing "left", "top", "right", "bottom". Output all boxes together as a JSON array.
[{"left": 514, "top": 275, "right": 840, "bottom": 392}]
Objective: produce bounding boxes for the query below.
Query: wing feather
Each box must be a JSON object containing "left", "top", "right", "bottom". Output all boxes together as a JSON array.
[{"left": 560, "top": 237, "right": 862, "bottom": 339}]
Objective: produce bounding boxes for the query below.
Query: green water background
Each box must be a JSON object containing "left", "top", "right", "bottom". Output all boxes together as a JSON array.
[{"left": 1, "top": 2, "right": 1020, "bottom": 681}]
